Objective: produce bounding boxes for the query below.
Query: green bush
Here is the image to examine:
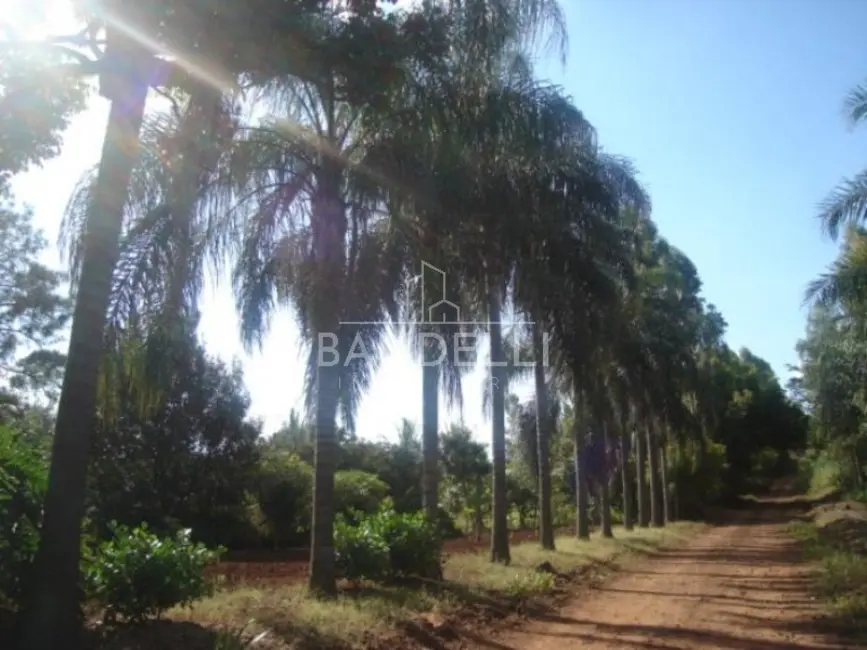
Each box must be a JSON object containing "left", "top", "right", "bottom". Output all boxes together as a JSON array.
[
  {"left": 334, "top": 470, "right": 390, "bottom": 522},
  {"left": 256, "top": 451, "right": 312, "bottom": 546},
  {"left": 0, "top": 425, "right": 47, "bottom": 606},
  {"left": 85, "top": 523, "right": 224, "bottom": 623},
  {"left": 334, "top": 515, "right": 391, "bottom": 581},
  {"left": 375, "top": 508, "right": 442, "bottom": 579},
  {"left": 334, "top": 507, "right": 442, "bottom": 582}
]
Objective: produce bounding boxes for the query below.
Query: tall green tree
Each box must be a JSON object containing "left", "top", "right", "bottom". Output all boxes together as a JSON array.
[
  {"left": 0, "top": 192, "right": 71, "bottom": 401},
  {"left": 59, "top": 0, "right": 456, "bottom": 600},
  {"left": 441, "top": 424, "right": 491, "bottom": 539}
]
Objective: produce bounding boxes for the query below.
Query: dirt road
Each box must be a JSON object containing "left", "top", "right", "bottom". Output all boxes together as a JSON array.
[{"left": 474, "top": 502, "right": 858, "bottom": 650}]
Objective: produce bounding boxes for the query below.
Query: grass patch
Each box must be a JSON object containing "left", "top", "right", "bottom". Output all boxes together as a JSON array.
[
  {"left": 788, "top": 519, "right": 867, "bottom": 640},
  {"left": 175, "top": 582, "right": 439, "bottom": 648},
  {"left": 173, "top": 522, "right": 702, "bottom": 649},
  {"left": 446, "top": 523, "right": 698, "bottom": 595}
]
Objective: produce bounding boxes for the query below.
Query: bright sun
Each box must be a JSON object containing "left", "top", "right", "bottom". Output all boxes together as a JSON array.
[{"left": 1, "top": 0, "right": 76, "bottom": 41}]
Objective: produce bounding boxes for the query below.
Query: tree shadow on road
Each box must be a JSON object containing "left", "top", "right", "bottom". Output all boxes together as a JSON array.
[{"left": 516, "top": 616, "right": 845, "bottom": 650}]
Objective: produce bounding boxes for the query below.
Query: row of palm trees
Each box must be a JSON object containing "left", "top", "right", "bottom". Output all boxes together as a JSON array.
[
  {"left": 18, "top": 2, "right": 724, "bottom": 648},
  {"left": 797, "top": 74, "right": 867, "bottom": 489}
]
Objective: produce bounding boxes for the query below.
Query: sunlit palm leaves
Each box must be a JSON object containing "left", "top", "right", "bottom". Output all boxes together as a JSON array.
[
  {"left": 60, "top": 88, "right": 236, "bottom": 416},
  {"left": 806, "top": 226, "right": 867, "bottom": 324},
  {"left": 818, "top": 79, "right": 867, "bottom": 239}
]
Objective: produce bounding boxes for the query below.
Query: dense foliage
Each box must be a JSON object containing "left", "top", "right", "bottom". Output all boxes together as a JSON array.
[
  {"left": 796, "top": 78, "right": 867, "bottom": 497},
  {"left": 0, "top": 425, "right": 47, "bottom": 606},
  {"left": 335, "top": 507, "right": 442, "bottom": 581}
]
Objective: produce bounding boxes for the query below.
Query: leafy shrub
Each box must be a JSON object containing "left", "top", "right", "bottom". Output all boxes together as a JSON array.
[
  {"left": 503, "top": 570, "right": 556, "bottom": 597},
  {"left": 797, "top": 449, "right": 849, "bottom": 496},
  {"left": 334, "top": 515, "right": 390, "bottom": 581},
  {"left": 0, "top": 424, "right": 47, "bottom": 606},
  {"left": 85, "top": 523, "right": 224, "bottom": 623},
  {"left": 334, "top": 507, "right": 442, "bottom": 582},
  {"left": 375, "top": 508, "right": 442, "bottom": 579},
  {"left": 256, "top": 451, "right": 312, "bottom": 546},
  {"left": 334, "top": 470, "right": 390, "bottom": 522}
]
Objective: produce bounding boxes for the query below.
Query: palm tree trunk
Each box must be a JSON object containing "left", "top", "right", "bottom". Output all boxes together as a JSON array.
[
  {"left": 308, "top": 163, "right": 347, "bottom": 596},
  {"left": 474, "top": 474, "right": 484, "bottom": 542},
  {"left": 488, "top": 289, "right": 510, "bottom": 564},
  {"left": 647, "top": 425, "right": 664, "bottom": 528},
  {"left": 421, "top": 349, "right": 440, "bottom": 521},
  {"left": 697, "top": 430, "right": 708, "bottom": 472},
  {"left": 635, "top": 429, "right": 649, "bottom": 528},
  {"left": 573, "top": 390, "right": 590, "bottom": 540},
  {"left": 672, "top": 439, "right": 684, "bottom": 521},
  {"left": 18, "top": 48, "right": 149, "bottom": 650},
  {"left": 309, "top": 352, "right": 340, "bottom": 595},
  {"left": 600, "top": 424, "right": 613, "bottom": 538},
  {"left": 532, "top": 321, "right": 554, "bottom": 550},
  {"left": 660, "top": 441, "right": 671, "bottom": 524},
  {"left": 852, "top": 448, "right": 864, "bottom": 489},
  {"left": 619, "top": 432, "right": 633, "bottom": 531},
  {"left": 165, "top": 85, "right": 221, "bottom": 316}
]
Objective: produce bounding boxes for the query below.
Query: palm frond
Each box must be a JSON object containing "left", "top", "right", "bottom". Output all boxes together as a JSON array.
[
  {"left": 844, "top": 82, "right": 867, "bottom": 128},
  {"left": 817, "top": 168, "right": 867, "bottom": 241}
]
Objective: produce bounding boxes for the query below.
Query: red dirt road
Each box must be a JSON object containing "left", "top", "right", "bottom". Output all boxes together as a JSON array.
[{"left": 470, "top": 502, "right": 858, "bottom": 650}]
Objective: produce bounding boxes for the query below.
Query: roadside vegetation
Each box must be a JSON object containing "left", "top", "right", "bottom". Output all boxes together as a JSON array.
[
  {"left": 787, "top": 71, "right": 867, "bottom": 642},
  {"left": 175, "top": 523, "right": 700, "bottom": 650},
  {"left": 789, "top": 509, "right": 867, "bottom": 641}
]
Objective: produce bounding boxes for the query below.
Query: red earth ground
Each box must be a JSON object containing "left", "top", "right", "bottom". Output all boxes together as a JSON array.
[
  {"left": 459, "top": 495, "right": 861, "bottom": 650},
  {"left": 207, "top": 528, "right": 548, "bottom": 586}
]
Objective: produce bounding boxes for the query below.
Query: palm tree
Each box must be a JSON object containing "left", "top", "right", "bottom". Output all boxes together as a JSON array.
[
  {"left": 15, "top": 7, "right": 290, "bottom": 640},
  {"left": 217, "top": 73, "right": 409, "bottom": 594},
  {"left": 547, "top": 215, "right": 634, "bottom": 540},
  {"left": 817, "top": 81, "right": 867, "bottom": 239},
  {"left": 18, "top": 29, "right": 159, "bottom": 650},
  {"left": 403, "top": 258, "right": 471, "bottom": 522},
  {"left": 364, "top": 0, "right": 571, "bottom": 563},
  {"left": 56, "top": 1, "right": 456, "bottom": 600},
  {"left": 396, "top": 0, "right": 571, "bottom": 538},
  {"left": 635, "top": 416, "right": 650, "bottom": 527},
  {"left": 541, "top": 154, "right": 647, "bottom": 540},
  {"left": 469, "top": 86, "right": 578, "bottom": 563},
  {"left": 807, "top": 226, "right": 867, "bottom": 322},
  {"left": 61, "top": 83, "right": 234, "bottom": 420},
  {"left": 509, "top": 112, "right": 603, "bottom": 550},
  {"left": 599, "top": 421, "right": 613, "bottom": 537},
  {"left": 19, "top": 3, "right": 408, "bottom": 638}
]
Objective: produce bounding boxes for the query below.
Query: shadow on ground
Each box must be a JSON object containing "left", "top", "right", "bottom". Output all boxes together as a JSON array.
[{"left": 440, "top": 488, "right": 864, "bottom": 650}]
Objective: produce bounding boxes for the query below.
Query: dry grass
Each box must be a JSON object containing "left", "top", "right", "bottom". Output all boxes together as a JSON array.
[{"left": 171, "top": 522, "right": 702, "bottom": 649}]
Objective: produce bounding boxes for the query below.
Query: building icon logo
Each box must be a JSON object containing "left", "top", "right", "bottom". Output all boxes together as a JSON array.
[{"left": 421, "top": 261, "right": 460, "bottom": 324}]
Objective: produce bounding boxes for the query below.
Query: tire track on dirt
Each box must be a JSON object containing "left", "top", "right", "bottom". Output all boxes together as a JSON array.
[{"left": 471, "top": 505, "right": 857, "bottom": 650}]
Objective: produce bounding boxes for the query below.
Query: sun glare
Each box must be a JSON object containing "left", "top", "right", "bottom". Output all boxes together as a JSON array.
[{"left": 1, "top": 0, "right": 76, "bottom": 41}]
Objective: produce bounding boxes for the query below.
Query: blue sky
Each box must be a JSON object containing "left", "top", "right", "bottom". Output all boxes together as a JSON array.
[
  {"left": 8, "top": 0, "right": 867, "bottom": 441},
  {"left": 542, "top": 0, "right": 867, "bottom": 383}
]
